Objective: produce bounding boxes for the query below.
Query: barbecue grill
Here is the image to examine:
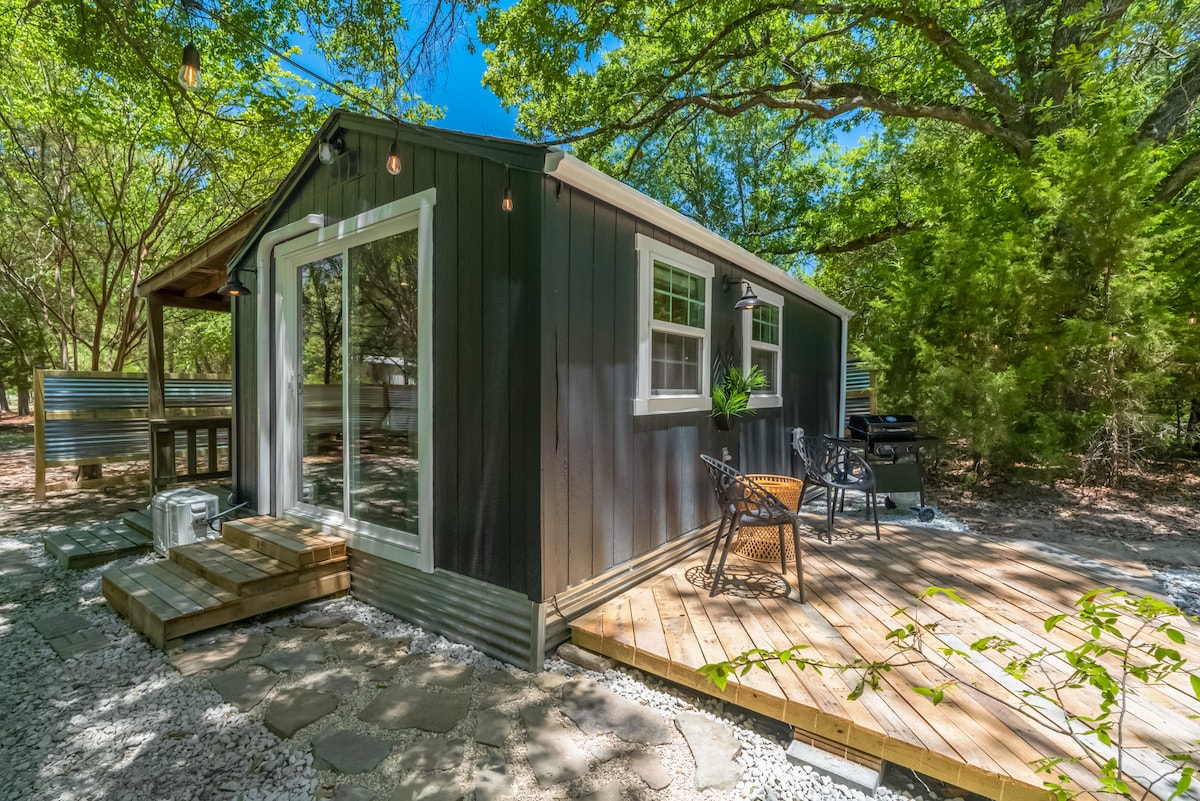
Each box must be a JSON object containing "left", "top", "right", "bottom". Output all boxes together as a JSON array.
[{"left": 847, "top": 414, "right": 938, "bottom": 521}]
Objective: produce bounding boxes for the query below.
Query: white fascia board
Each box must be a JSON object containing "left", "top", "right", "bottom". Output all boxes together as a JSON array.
[{"left": 544, "top": 151, "right": 854, "bottom": 321}]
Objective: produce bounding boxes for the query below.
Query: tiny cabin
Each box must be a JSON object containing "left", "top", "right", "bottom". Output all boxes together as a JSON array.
[{"left": 221, "top": 111, "right": 851, "bottom": 669}]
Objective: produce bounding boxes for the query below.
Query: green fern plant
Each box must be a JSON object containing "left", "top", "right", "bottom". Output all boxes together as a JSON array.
[{"left": 711, "top": 365, "right": 768, "bottom": 417}]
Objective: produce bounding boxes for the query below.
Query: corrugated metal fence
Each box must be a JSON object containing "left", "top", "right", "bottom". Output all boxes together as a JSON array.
[
  {"left": 845, "top": 359, "right": 876, "bottom": 425},
  {"left": 34, "top": 370, "right": 232, "bottom": 499}
]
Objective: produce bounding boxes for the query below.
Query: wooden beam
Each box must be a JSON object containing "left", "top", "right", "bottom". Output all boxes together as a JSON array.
[
  {"left": 148, "top": 293, "right": 231, "bottom": 313},
  {"left": 34, "top": 367, "right": 46, "bottom": 502},
  {"left": 185, "top": 268, "right": 232, "bottom": 298},
  {"left": 135, "top": 206, "right": 266, "bottom": 298},
  {"left": 147, "top": 296, "right": 166, "bottom": 421}
]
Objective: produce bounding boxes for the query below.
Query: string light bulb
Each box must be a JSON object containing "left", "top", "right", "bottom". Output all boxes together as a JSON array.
[
  {"left": 178, "top": 43, "right": 201, "bottom": 90},
  {"left": 502, "top": 186, "right": 514, "bottom": 212},
  {"left": 1111, "top": 332, "right": 1119, "bottom": 342},
  {"left": 386, "top": 141, "right": 402, "bottom": 175},
  {"left": 1190, "top": 314, "right": 1197, "bottom": 325}
]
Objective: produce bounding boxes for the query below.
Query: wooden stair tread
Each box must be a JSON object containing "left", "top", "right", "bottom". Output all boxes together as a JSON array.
[
  {"left": 45, "top": 525, "right": 152, "bottom": 569},
  {"left": 122, "top": 509, "right": 154, "bottom": 538},
  {"left": 221, "top": 516, "right": 346, "bottom": 568},
  {"left": 105, "top": 562, "right": 235, "bottom": 616},
  {"left": 169, "top": 539, "right": 346, "bottom": 595}
]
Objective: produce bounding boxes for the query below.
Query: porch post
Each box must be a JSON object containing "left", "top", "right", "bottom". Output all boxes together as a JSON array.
[{"left": 147, "top": 294, "right": 171, "bottom": 494}]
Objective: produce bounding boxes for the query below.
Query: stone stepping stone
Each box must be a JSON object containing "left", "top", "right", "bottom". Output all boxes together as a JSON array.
[
  {"left": 358, "top": 687, "right": 470, "bottom": 733},
  {"left": 519, "top": 706, "right": 588, "bottom": 787},
  {"left": 473, "top": 711, "right": 511, "bottom": 747},
  {"left": 415, "top": 662, "right": 474, "bottom": 689},
  {"left": 477, "top": 687, "right": 523, "bottom": 710},
  {"left": 272, "top": 626, "right": 325, "bottom": 643},
  {"left": 265, "top": 689, "right": 338, "bottom": 738},
  {"left": 311, "top": 730, "right": 391, "bottom": 774},
  {"left": 533, "top": 673, "right": 567, "bottom": 691},
  {"left": 255, "top": 643, "right": 326, "bottom": 672},
  {"left": 561, "top": 678, "right": 672, "bottom": 744},
  {"left": 398, "top": 738, "right": 465, "bottom": 771},
  {"left": 209, "top": 669, "right": 279, "bottom": 711},
  {"left": 675, "top": 711, "right": 743, "bottom": 790},
  {"left": 294, "top": 667, "right": 363, "bottom": 695},
  {"left": 630, "top": 750, "right": 672, "bottom": 790},
  {"left": 32, "top": 613, "right": 92, "bottom": 640},
  {"left": 334, "top": 785, "right": 373, "bottom": 801},
  {"left": 389, "top": 774, "right": 464, "bottom": 801},
  {"left": 479, "top": 670, "right": 523, "bottom": 687},
  {"left": 46, "top": 628, "right": 109, "bottom": 659},
  {"left": 169, "top": 633, "right": 269, "bottom": 677},
  {"left": 299, "top": 613, "right": 350, "bottom": 629},
  {"left": 556, "top": 643, "right": 615, "bottom": 673},
  {"left": 473, "top": 755, "right": 511, "bottom": 801},
  {"left": 578, "top": 781, "right": 622, "bottom": 801}
]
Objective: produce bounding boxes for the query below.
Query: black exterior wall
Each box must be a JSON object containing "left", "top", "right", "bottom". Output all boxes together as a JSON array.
[
  {"left": 536, "top": 180, "right": 844, "bottom": 601},
  {"left": 230, "top": 115, "right": 546, "bottom": 599},
  {"left": 229, "top": 112, "right": 845, "bottom": 608}
]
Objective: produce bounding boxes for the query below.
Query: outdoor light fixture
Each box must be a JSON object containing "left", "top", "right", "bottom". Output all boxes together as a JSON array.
[
  {"left": 218, "top": 269, "right": 252, "bottom": 297},
  {"left": 385, "top": 141, "right": 402, "bottom": 175},
  {"left": 178, "top": 42, "right": 201, "bottom": 90},
  {"left": 723, "top": 276, "right": 762, "bottom": 311},
  {"left": 501, "top": 186, "right": 514, "bottom": 212},
  {"left": 318, "top": 136, "right": 345, "bottom": 165}
]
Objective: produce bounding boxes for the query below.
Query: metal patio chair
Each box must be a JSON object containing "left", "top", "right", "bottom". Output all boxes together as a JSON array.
[
  {"left": 790, "top": 428, "right": 881, "bottom": 542},
  {"left": 700, "top": 455, "right": 804, "bottom": 602}
]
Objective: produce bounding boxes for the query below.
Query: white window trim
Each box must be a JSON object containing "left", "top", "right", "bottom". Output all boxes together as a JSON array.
[
  {"left": 634, "top": 234, "right": 715, "bottom": 415},
  {"left": 741, "top": 282, "right": 785, "bottom": 410},
  {"left": 267, "top": 188, "right": 436, "bottom": 573}
]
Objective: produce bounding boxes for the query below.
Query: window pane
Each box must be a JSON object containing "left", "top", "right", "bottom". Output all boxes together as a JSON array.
[
  {"left": 347, "top": 228, "right": 420, "bottom": 535},
  {"left": 651, "top": 331, "right": 701, "bottom": 394},
  {"left": 300, "top": 255, "right": 345, "bottom": 514},
  {"left": 750, "top": 347, "right": 777, "bottom": 393},
  {"left": 651, "top": 260, "right": 705, "bottom": 330},
  {"left": 751, "top": 304, "right": 779, "bottom": 345}
]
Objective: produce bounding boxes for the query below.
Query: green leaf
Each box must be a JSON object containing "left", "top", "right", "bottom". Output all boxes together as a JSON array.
[
  {"left": 1165, "top": 628, "right": 1186, "bottom": 644},
  {"left": 1044, "top": 614, "right": 1067, "bottom": 632},
  {"left": 1191, "top": 674, "right": 1200, "bottom": 701}
]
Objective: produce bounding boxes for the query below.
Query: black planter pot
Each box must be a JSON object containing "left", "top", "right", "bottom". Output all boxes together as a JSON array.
[{"left": 713, "top": 413, "right": 733, "bottom": 431}]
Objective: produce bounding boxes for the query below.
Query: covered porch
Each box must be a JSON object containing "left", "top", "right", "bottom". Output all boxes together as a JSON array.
[{"left": 570, "top": 519, "right": 1199, "bottom": 801}]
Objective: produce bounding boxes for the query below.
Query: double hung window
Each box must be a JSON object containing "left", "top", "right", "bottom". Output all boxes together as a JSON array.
[
  {"left": 742, "top": 283, "right": 784, "bottom": 408},
  {"left": 635, "top": 235, "right": 714, "bottom": 415}
]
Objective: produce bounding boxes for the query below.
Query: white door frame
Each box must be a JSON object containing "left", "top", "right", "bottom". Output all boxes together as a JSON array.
[{"left": 257, "top": 188, "right": 436, "bottom": 572}]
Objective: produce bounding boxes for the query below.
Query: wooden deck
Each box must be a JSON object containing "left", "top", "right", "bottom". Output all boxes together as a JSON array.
[
  {"left": 44, "top": 520, "right": 152, "bottom": 568},
  {"left": 103, "top": 516, "right": 350, "bottom": 648},
  {"left": 570, "top": 520, "right": 1200, "bottom": 801}
]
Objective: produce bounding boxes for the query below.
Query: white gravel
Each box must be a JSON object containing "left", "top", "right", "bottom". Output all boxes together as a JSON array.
[{"left": 3, "top": 512, "right": 1197, "bottom": 801}]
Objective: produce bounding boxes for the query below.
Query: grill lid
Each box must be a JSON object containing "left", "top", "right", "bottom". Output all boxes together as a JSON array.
[{"left": 848, "top": 414, "right": 919, "bottom": 441}]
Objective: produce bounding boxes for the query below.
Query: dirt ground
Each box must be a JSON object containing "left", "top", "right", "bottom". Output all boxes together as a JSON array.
[{"left": 2, "top": 411, "right": 1198, "bottom": 548}]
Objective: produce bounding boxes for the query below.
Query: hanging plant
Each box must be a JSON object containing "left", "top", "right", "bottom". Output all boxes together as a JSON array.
[{"left": 711, "top": 365, "right": 767, "bottom": 430}]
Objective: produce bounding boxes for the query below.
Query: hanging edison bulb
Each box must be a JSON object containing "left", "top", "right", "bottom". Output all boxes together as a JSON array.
[
  {"left": 501, "top": 187, "right": 514, "bottom": 212},
  {"left": 178, "top": 43, "right": 201, "bottom": 90},
  {"left": 385, "top": 142, "right": 402, "bottom": 175}
]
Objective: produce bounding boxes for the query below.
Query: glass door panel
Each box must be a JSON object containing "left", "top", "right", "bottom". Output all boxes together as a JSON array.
[
  {"left": 299, "top": 255, "right": 345, "bottom": 514},
  {"left": 346, "top": 229, "right": 420, "bottom": 534}
]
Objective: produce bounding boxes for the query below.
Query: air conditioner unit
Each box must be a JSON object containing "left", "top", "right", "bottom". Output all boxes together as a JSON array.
[{"left": 152, "top": 488, "right": 220, "bottom": 557}]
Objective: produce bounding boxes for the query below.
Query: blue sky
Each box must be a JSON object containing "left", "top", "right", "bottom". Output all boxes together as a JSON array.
[{"left": 422, "top": 38, "right": 518, "bottom": 139}]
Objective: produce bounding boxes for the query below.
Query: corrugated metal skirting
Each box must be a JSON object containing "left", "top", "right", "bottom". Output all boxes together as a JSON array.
[{"left": 349, "top": 550, "right": 545, "bottom": 671}]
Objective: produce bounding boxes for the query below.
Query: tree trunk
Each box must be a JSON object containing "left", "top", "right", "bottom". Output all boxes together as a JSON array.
[
  {"left": 17, "top": 386, "right": 30, "bottom": 416},
  {"left": 0, "top": 380, "right": 9, "bottom": 413}
]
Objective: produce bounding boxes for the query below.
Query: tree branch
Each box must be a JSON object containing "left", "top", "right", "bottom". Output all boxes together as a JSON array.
[
  {"left": 1139, "top": 48, "right": 1200, "bottom": 143},
  {"left": 1155, "top": 150, "right": 1200, "bottom": 202},
  {"left": 811, "top": 220, "right": 925, "bottom": 255}
]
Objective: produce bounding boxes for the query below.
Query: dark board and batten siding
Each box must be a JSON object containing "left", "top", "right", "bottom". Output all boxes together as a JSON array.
[
  {"left": 232, "top": 121, "right": 543, "bottom": 599},
  {"left": 538, "top": 180, "right": 844, "bottom": 601}
]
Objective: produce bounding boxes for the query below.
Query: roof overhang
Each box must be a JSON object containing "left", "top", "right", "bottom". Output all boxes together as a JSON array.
[
  {"left": 135, "top": 202, "right": 268, "bottom": 310},
  {"left": 543, "top": 152, "right": 853, "bottom": 321}
]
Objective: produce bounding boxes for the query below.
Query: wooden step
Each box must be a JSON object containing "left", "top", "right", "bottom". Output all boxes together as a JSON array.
[
  {"left": 103, "top": 559, "right": 350, "bottom": 648},
  {"left": 221, "top": 516, "right": 346, "bottom": 568},
  {"left": 45, "top": 523, "right": 152, "bottom": 569},
  {"left": 169, "top": 539, "right": 347, "bottom": 596},
  {"left": 122, "top": 509, "right": 154, "bottom": 538}
]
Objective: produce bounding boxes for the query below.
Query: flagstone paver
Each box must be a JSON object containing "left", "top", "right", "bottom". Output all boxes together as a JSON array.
[
  {"left": 388, "top": 774, "right": 464, "bottom": 801},
  {"left": 311, "top": 730, "right": 392, "bottom": 774},
  {"left": 561, "top": 678, "right": 673, "bottom": 744},
  {"left": 675, "top": 711, "right": 743, "bottom": 790},
  {"left": 473, "top": 710, "right": 511, "bottom": 747},
  {"left": 265, "top": 688, "right": 339, "bottom": 738},
  {"left": 358, "top": 686, "right": 471, "bottom": 733},
  {"left": 472, "top": 754, "right": 512, "bottom": 801},
  {"left": 398, "top": 738, "right": 465, "bottom": 771},
  {"left": 169, "top": 632, "right": 269, "bottom": 676},
  {"left": 415, "top": 662, "right": 474, "bottom": 689},
  {"left": 209, "top": 669, "right": 279, "bottom": 711},
  {"left": 334, "top": 785, "right": 374, "bottom": 801},
  {"left": 255, "top": 643, "right": 327, "bottom": 672},
  {"left": 519, "top": 706, "right": 588, "bottom": 787},
  {"left": 294, "top": 667, "right": 363, "bottom": 694},
  {"left": 630, "top": 750, "right": 672, "bottom": 790}
]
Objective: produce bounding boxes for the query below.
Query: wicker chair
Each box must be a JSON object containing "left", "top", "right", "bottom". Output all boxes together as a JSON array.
[{"left": 700, "top": 455, "right": 804, "bottom": 602}]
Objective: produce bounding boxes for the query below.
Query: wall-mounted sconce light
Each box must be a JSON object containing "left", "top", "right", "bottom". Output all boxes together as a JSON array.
[
  {"left": 319, "top": 136, "right": 345, "bottom": 165},
  {"left": 723, "top": 276, "right": 762, "bottom": 311},
  {"left": 218, "top": 268, "right": 254, "bottom": 297}
]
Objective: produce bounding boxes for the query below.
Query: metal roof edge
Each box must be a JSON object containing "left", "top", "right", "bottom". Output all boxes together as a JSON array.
[{"left": 543, "top": 152, "right": 854, "bottom": 320}]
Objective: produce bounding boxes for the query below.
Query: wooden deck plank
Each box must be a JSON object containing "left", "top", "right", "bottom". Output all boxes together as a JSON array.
[{"left": 568, "top": 522, "right": 1197, "bottom": 801}]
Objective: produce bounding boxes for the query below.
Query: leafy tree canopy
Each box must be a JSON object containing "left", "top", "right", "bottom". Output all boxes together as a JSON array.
[{"left": 481, "top": 0, "right": 1200, "bottom": 479}]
